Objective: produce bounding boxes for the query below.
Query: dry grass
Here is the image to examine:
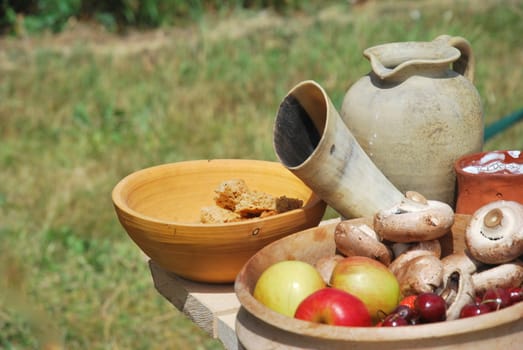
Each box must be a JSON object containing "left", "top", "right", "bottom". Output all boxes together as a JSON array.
[{"left": 1, "top": 1, "right": 522, "bottom": 348}]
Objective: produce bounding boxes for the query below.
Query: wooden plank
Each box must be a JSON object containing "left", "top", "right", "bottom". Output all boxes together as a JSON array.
[
  {"left": 148, "top": 259, "right": 240, "bottom": 348},
  {"left": 218, "top": 313, "right": 245, "bottom": 350}
]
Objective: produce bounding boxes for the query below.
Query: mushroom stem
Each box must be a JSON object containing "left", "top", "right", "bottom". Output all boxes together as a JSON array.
[
  {"left": 438, "top": 268, "right": 474, "bottom": 321},
  {"left": 406, "top": 191, "right": 428, "bottom": 205},
  {"left": 484, "top": 208, "right": 503, "bottom": 229}
]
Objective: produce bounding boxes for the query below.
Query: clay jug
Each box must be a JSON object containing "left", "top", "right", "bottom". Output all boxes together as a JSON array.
[{"left": 341, "top": 35, "right": 484, "bottom": 206}]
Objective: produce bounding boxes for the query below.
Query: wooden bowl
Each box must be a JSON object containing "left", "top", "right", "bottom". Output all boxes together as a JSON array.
[
  {"left": 235, "top": 215, "right": 523, "bottom": 349},
  {"left": 112, "top": 159, "right": 326, "bottom": 283}
]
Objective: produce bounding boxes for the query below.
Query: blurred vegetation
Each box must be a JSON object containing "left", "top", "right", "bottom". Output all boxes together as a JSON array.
[
  {"left": 1, "top": 0, "right": 522, "bottom": 349},
  {"left": 1, "top": 0, "right": 326, "bottom": 34}
]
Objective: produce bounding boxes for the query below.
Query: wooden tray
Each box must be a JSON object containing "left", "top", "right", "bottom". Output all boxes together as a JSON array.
[{"left": 234, "top": 214, "right": 523, "bottom": 349}]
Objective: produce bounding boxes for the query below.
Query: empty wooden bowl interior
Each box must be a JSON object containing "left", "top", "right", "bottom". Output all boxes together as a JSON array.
[
  {"left": 234, "top": 215, "right": 523, "bottom": 349},
  {"left": 112, "top": 159, "right": 326, "bottom": 283}
]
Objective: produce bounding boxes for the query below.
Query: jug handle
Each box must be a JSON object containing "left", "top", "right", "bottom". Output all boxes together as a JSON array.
[{"left": 436, "top": 35, "right": 475, "bottom": 83}]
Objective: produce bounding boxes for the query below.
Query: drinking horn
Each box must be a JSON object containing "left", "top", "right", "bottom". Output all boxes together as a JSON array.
[{"left": 273, "top": 80, "right": 404, "bottom": 218}]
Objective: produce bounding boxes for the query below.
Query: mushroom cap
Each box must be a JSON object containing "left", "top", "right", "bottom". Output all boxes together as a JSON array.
[
  {"left": 334, "top": 221, "right": 393, "bottom": 266},
  {"left": 394, "top": 254, "right": 443, "bottom": 296},
  {"left": 472, "top": 259, "right": 523, "bottom": 294},
  {"left": 374, "top": 192, "right": 455, "bottom": 243},
  {"left": 465, "top": 200, "right": 523, "bottom": 264},
  {"left": 389, "top": 240, "right": 442, "bottom": 275}
]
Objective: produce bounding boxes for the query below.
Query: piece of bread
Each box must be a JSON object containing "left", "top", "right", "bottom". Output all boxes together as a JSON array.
[
  {"left": 200, "top": 205, "right": 242, "bottom": 224},
  {"left": 276, "top": 196, "right": 303, "bottom": 213},
  {"left": 213, "top": 179, "right": 249, "bottom": 211},
  {"left": 200, "top": 179, "right": 304, "bottom": 223},
  {"left": 234, "top": 191, "right": 277, "bottom": 217}
]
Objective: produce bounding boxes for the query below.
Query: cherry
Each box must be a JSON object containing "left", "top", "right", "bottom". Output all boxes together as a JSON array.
[
  {"left": 380, "top": 312, "right": 409, "bottom": 327},
  {"left": 414, "top": 292, "right": 447, "bottom": 323},
  {"left": 507, "top": 287, "right": 523, "bottom": 304},
  {"left": 459, "top": 302, "right": 491, "bottom": 318},
  {"left": 376, "top": 304, "right": 420, "bottom": 327},
  {"left": 482, "top": 287, "right": 512, "bottom": 311},
  {"left": 393, "top": 304, "right": 419, "bottom": 323}
]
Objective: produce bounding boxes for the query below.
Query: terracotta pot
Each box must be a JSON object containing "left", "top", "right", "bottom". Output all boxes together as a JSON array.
[
  {"left": 455, "top": 150, "right": 523, "bottom": 215},
  {"left": 341, "top": 35, "right": 484, "bottom": 206},
  {"left": 273, "top": 80, "right": 404, "bottom": 219}
]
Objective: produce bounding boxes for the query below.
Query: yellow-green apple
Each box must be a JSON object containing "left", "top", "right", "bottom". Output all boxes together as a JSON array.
[
  {"left": 330, "top": 256, "right": 400, "bottom": 322},
  {"left": 294, "top": 287, "right": 372, "bottom": 327},
  {"left": 253, "top": 260, "right": 326, "bottom": 317}
]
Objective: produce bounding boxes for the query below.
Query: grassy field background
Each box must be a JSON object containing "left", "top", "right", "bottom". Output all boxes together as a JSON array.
[{"left": 1, "top": 0, "right": 523, "bottom": 348}]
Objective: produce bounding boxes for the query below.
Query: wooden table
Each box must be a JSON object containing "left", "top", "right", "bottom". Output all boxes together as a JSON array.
[{"left": 148, "top": 259, "right": 242, "bottom": 350}]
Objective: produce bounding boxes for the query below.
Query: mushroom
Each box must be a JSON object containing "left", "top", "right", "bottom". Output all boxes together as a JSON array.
[
  {"left": 314, "top": 254, "right": 344, "bottom": 285},
  {"left": 437, "top": 252, "right": 485, "bottom": 320},
  {"left": 472, "top": 259, "right": 523, "bottom": 294},
  {"left": 334, "top": 221, "right": 393, "bottom": 266},
  {"left": 394, "top": 254, "right": 443, "bottom": 296},
  {"left": 437, "top": 268, "right": 475, "bottom": 321},
  {"left": 374, "top": 191, "right": 455, "bottom": 243},
  {"left": 440, "top": 252, "right": 523, "bottom": 297},
  {"left": 389, "top": 239, "right": 442, "bottom": 274},
  {"left": 391, "top": 239, "right": 442, "bottom": 260},
  {"left": 390, "top": 242, "right": 411, "bottom": 258},
  {"left": 465, "top": 200, "right": 523, "bottom": 264},
  {"left": 388, "top": 240, "right": 443, "bottom": 295},
  {"left": 440, "top": 251, "right": 484, "bottom": 277}
]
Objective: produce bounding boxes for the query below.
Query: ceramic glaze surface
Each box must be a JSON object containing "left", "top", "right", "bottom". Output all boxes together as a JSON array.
[
  {"left": 455, "top": 150, "right": 523, "bottom": 215},
  {"left": 341, "top": 35, "right": 484, "bottom": 205}
]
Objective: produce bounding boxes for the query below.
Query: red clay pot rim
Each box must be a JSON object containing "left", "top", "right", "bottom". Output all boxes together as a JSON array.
[{"left": 454, "top": 149, "right": 523, "bottom": 177}]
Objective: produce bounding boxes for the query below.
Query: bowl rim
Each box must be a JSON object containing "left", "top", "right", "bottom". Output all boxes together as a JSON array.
[
  {"left": 455, "top": 149, "right": 523, "bottom": 177},
  {"left": 234, "top": 215, "right": 523, "bottom": 341},
  {"left": 111, "top": 158, "right": 325, "bottom": 228}
]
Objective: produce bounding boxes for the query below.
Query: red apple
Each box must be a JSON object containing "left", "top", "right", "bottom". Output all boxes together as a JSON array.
[
  {"left": 253, "top": 260, "right": 326, "bottom": 317},
  {"left": 330, "top": 256, "right": 400, "bottom": 322},
  {"left": 294, "top": 287, "right": 372, "bottom": 327}
]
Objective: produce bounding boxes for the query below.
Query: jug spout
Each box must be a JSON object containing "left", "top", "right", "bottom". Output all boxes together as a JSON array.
[
  {"left": 273, "top": 80, "right": 404, "bottom": 219},
  {"left": 363, "top": 35, "right": 473, "bottom": 82}
]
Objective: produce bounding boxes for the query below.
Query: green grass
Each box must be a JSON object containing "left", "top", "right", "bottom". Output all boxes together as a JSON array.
[{"left": 1, "top": 1, "right": 523, "bottom": 348}]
